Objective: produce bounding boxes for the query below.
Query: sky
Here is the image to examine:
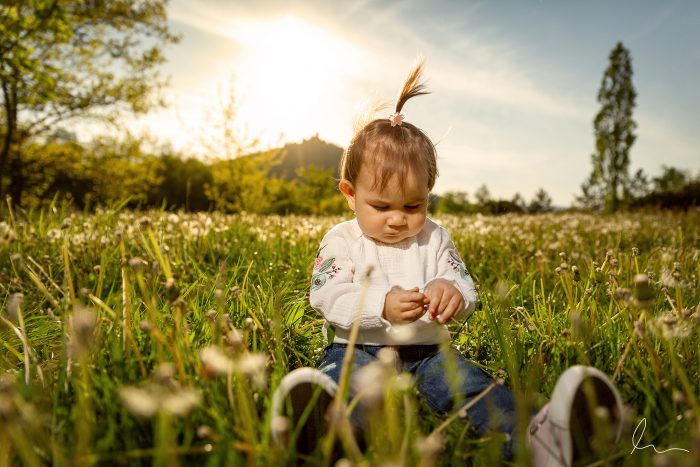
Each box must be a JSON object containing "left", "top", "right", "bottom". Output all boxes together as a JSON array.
[{"left": 117, "top": 0, "right": 700, "bottom": 206}]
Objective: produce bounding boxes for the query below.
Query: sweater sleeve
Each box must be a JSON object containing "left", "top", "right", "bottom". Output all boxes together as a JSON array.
[
  {"left": 309, "top": 233, "right": 391, "bottom": 331},
  {"left": 422, "top": 229, "right": 478, "bottom": 321}
]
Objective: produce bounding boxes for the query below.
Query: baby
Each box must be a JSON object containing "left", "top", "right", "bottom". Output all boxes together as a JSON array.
[{"left": 272, "top": 58, "right": 623, "bottom": 465}]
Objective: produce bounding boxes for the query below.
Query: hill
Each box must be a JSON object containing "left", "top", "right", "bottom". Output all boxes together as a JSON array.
[{"left": 256, "top": 135, "right": 343, "bottom": 180}]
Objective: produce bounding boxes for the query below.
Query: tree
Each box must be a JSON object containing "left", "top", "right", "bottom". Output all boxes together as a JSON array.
[
  {"left": 628, "top": 168, "right": 650, "bottom": 199},
  {"left": 434, "top": 191, "right": 471, "bottom": 215},
  {"left": 652, "top": 165, "right": 689, "bottom": 193},
  {"left": 578, "top": 42, "right": 637, "bottom": 212},
  {"left": 0, "top": 0, "right": 179, "bottom": 205},
  {"left": 511, "top": 193, "right": 526, "bottom": 212},
  {"left": 528, "top": 188, "right": 553, "bottom": 213},
  {"left": 474, "top": 184, "right": 492, "bottom": 207}
]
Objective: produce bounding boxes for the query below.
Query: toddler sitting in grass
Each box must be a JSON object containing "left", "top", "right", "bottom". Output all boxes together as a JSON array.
[{"left": 272, "top": 57, "right": 623, "bottom": 466}]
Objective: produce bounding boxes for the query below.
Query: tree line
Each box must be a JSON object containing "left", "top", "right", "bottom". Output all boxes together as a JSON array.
[
  {"left": 7, "top": 131, "right": 697, "bottom": 215},
  {"left": 1, "top": 3, "right": 698, "bottom": 215}
]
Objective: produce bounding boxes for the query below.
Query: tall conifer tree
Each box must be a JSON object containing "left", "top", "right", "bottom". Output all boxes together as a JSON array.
[{"left": 578, "top": 42, "right": 637, "bottom": 212}]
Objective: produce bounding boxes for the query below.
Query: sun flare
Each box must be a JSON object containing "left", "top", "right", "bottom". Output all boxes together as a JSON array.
[{"left": 225, "top": 16, "right": 362, "bottom": 147}]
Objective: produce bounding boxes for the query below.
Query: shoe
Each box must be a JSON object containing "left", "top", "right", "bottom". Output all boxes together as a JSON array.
[
  {"left": 528, "top": 365, "right": 623, "bottom": 466},
  {"left": 271, "top": 367, "right": 339, "bottom": 456}
]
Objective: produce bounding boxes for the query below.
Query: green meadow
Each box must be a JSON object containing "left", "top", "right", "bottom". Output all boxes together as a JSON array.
[{"left": 1, "top": 206, "right": 698, "bottom": 466}]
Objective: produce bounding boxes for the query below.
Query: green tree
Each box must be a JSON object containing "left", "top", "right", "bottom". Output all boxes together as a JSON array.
[
  {"left": 0, "top": 0, "right": 179, "bottom": 205},
  {"left": 474, "top": 184, "right": 491, "bottom": 207},
  {"left": 628, "top": 168, "right": 650, "bottom": 199},
  {"left": 88, "top": 134, "right": 164, "bottom": 206},
  {"left": 578, "top": 42, "right": 637, "bottom": 212},
  {"left": 293, "top": 165, "right": 345, "bottom": 215},
  {"left": 151, "top": 154, "right": 213, "bottom": 211},
  {"left": 528, "top": 188, "right": 553, "bottom": 213},
  {"left": 652, "top": 165, "right": 689, "bottom": 193},
  {"left": 434, "top": 191, "right": 471, "bottom": 215}
]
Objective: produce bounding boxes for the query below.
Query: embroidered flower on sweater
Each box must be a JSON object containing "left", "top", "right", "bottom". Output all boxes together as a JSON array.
[
  {"left": 311, "top": 248, "right": 341, "bottom": 291},
  {"left": 447, "top": 249, "right": 471, "bottom": 280}
]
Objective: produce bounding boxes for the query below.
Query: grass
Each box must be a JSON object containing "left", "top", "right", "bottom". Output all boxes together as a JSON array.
[{"left": 0, "top": 202, "right": 699, "bottom": 466}]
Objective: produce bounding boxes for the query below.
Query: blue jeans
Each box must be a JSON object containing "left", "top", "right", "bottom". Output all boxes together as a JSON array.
[{"left": 318, "top": 343, "right": 516, "bottom": 459}]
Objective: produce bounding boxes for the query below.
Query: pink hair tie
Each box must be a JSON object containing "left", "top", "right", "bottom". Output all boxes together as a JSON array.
[{"left": 389, "top": 112, "right": 405, "bottom": 127}]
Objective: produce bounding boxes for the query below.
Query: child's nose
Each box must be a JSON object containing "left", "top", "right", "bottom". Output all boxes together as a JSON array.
[{"left": 388, "top": 211, "right": 407, "bottom": 226}]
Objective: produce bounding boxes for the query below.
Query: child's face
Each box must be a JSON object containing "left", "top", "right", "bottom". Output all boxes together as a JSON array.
[{"left": 340, "top": 164, "right": 429, "bottom": 244}]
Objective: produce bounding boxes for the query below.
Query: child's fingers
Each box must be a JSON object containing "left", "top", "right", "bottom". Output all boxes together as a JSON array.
[
  {"left": 437, "top": 294, "right": 463, "bottom": 323},
  {"left": 401, "top": 306, "right": 425, "bottom": 321},
  {"left": 435, "top": 291, "right": 451, "bottom": 316},
  {"left": 399, "top": 301, "right": 422, "bottom": 312},
  {"left": 427, "top": 288, "right": 444, "bottom": 315},
  {"left": 400, "top": 290, "right": 427, "bottom": 303}
]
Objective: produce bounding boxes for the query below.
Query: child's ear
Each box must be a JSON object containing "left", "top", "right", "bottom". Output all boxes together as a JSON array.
[{"left": 338, "top": 179, "right": 356, "bottom": 211}]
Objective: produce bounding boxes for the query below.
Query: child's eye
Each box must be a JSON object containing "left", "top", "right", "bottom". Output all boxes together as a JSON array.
[
  {"left": 405, "top": 204, "right": 422, "bottom": 210},
  {"left": 371, "top": 205, "right": 389, "bottom": 211}
]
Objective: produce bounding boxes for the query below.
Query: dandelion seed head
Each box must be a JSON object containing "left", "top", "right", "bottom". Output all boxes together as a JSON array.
[
  {"left": 128, "top": 257, "right": 146, "bottom": 271},
  {"left": 244, "top": 317, "right": 257, "bottom": 331},
  {"left": 5, "top": 293, "right": 23, "bottom": 321},
  {"left": 417, "top": 433, "right": 444, "bottom": 460},
  {"left": 353, "top": 361, "right": 390, "bottom": 407},
  {"left": 120, "top": 386, "right": 159, "bottom": 418},
  {"left": 162, "top": 388, "right": 200, "bottom": 416},
  {"left": 652, "top": 311, "right": 692, "bottom": 340},
  {"left": 672, "top": 389, "right": 686, "bottom": 404},
  {"left": 137, "top": 216, "right": 151, "bottom": 228},
  {"left": 392, "top": 324, "right": 416, "bottom": 344},
  {"left": 614, "top": 288, "right": 631, "bottom": 301},
  {"left": 69, "top": 306, "right": 98, "bottom": 357},
  {"left": 197, "top": 425, "right": 214, "bottom": 439},
  {"left": 225, "top": 329, "right": 243, "bottom": 350},
  {"left": 153, "top": 363, "right": 177, "bottom": 388},
  {"left": 200, "top": 346, "right": 234, "bottom": 376},
  {"left": 659, "top": 270, "right": 681, "bottom": 288},
  {"left": 0, "top": 222, "right": 17, "bottom": 244},
  {"left": 377, "top": 347, "right": 397, "bottom": 368},
  {"left": 236, "top": 353, "right": 267, "bottom": 387}
]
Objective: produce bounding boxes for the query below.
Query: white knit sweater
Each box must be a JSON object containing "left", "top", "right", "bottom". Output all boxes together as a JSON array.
[{"left": 309, "top": 218, "right": 477, "bottom": 345}]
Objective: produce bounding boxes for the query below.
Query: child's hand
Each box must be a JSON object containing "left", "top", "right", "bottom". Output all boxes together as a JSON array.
[
  {"left": 425, "top": 279, "right": 464, "bottom": 324},
  {"left": 383, "top": 287, "right": 429, "bottom": 324}
]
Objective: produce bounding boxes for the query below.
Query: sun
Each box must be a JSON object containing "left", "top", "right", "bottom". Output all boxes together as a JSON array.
[{"left": 225, "top": 16, "right": 362, "bottom": 147}]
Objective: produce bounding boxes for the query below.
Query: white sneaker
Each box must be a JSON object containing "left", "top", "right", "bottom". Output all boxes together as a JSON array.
[
  {"left": 271, "top": 367, "right": 339, "bottom": 456},
  {"left": 528, "top": 365, "right": 623, "bottom": 466}
]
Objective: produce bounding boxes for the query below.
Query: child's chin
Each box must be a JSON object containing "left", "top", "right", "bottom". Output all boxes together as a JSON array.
[{"left": 378, "top": 234, "right": 409, "bottom": 244}]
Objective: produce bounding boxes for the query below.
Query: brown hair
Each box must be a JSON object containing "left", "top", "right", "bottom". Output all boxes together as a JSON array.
[{"left": 340, "top": 57, "right": 438, "bottom": 191}]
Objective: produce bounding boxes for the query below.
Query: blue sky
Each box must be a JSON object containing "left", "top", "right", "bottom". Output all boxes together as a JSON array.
[{"left": 122, "top": 0, "right": 700, "bottom": 206}]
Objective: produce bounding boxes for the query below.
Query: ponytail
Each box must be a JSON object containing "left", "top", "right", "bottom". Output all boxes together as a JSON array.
[{"left": 395, "top": 55, "right": 430, "bottom": 114}]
